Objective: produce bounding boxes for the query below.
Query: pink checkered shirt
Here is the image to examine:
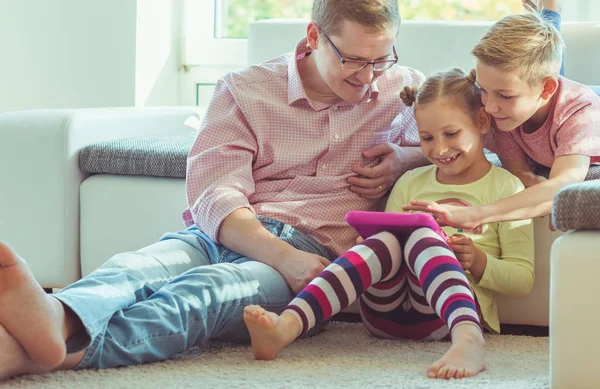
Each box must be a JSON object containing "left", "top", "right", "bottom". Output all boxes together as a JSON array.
[{"left": 182, "top": 38, "right": 424, "bottom": 257}]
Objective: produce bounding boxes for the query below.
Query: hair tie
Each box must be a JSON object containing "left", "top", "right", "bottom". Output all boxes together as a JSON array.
[{"left": 467, "top": 70, "right": 477, "bottom": 83}]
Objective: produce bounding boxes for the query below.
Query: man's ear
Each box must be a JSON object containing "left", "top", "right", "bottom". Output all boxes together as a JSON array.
[
  {"left": 540, "top": 76, "right": 559, "bottom": 100},
  {"left": 477, "top": 107, "right": 491, "bottom": 133},
  {"left": 306, "top": 22, "right": 320, "bottom": 50}
]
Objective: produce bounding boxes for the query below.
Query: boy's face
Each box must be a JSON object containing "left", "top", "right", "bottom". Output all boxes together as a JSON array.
[
  {"left": 415, "top": 99, "right": 489, "bottom": 183},
  {"left": 308, "top": 20, "right": 397, "bottom": 103},
  {"left": 475, "top": 60, "right": 547, "bottom": 132}
]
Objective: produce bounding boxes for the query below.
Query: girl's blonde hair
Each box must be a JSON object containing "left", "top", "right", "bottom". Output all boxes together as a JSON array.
[
  {"left": 311, "top": 0, "right": 401, "bottom": 37},
  {"left": 471, "top": 13, "right": 564, "bottom": 85},
  {"left": 400, "top": 68, "right": 483, "bottom": 121}
]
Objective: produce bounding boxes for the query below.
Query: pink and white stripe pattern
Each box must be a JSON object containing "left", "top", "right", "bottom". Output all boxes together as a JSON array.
[{"left": 283, "top": 228, "right": 480, "bottom": 340}]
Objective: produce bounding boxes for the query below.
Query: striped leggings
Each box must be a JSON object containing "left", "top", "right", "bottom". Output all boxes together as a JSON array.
[{"left": 284, "top": 228, "right": 481, "bottom": 341}]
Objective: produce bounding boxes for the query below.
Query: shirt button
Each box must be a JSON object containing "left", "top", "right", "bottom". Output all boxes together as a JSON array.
[
  {"left": 322, "top": 164, "right": 327, "bottom": 170},
  {"left": 332, "top": 106, "right": 338, "bottom": 111},
  {"left": 334, "top": 134, "right": 340, "bottom": 140}
]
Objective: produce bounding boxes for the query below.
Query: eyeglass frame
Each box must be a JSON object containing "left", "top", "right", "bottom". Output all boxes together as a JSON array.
[{"left": 319, "top": 29, "right": 398, "bottom": 72}]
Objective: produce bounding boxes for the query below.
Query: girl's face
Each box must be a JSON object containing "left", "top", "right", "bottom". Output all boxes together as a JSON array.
[{"left": 415, "top": 98, "right": 491, "bottom": 184}]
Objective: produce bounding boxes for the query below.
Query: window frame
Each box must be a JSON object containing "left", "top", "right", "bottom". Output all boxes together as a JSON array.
[{"left": 183, "top": 0, "right": 247, "bottom": 66}]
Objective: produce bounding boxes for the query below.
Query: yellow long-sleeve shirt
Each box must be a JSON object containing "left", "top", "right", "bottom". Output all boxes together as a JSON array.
[{"left": 385, "top": 164, "right": 534, "bottom": 333}]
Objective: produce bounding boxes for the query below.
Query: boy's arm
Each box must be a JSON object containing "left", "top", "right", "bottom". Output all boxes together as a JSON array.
[
  {"left": 404, "top": 155, "right": 589, "bottom": 229},
  {"left": 477, "top": 154, "right": 589, "bottom": 223},
  {"left": 500, "top": 157, "right": 547, "bottom": 188}
]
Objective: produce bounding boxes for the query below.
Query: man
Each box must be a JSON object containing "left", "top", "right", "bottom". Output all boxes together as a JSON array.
[{"left": 0, "top": 0, "right": 426, "bottom": 379}]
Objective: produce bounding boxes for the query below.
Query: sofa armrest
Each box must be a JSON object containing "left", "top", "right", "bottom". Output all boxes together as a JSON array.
[
  {"left": 552, "top": 180, "right": 600, "bottom": 231},
  {"left": 0, "top": 107, "right": 202, "bottom": 288}
]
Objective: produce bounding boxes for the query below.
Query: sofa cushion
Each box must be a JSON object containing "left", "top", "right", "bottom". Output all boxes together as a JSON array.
[
  {"left": 553, "top": 179, "right": 600, "bottom": 230},
  {"left": 79, "top": 134, "right": 195, "bottom": 178}
]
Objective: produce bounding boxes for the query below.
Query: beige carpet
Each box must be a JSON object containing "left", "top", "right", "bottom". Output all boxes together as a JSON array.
[{"left": 2, "top": 323, "right": 549, "bottom": 389}]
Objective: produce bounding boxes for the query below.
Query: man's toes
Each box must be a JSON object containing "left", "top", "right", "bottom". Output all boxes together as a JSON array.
[{"left": 455, "top": 368, "right": 465, "bottom": 379}]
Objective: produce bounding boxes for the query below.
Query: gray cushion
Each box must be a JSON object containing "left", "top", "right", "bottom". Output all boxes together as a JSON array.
[
  {"left": 79, "top": 134, "right": 195, "bottom": 178},
  {"left": 552, "top": 179, "right": 600, "bottom": 230}
]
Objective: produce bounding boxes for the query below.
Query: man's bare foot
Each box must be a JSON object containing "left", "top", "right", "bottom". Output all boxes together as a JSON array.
[
  {"left": 427, "top": 324, "right": 486, "bottom": 379},
  {"left": 0, "top": 324, "right": 51, "bottom": 381},
  {"left": 0, "top": 243, "right": 68, "bottom": 367},
  {"left": 243, "top": 305, "right": 301, "bottom": 360}
]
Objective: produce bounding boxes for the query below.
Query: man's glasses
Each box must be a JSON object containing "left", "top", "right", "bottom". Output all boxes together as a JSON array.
[{"left": 320, "top": 30, "right": 398, "bottom": 72}]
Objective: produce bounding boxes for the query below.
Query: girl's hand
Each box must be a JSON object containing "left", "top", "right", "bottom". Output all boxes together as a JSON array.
[
  {"left": 355, "top": 236, "right": 364, "bottom": 245},
  {"left": 402, "top": 200, "right": 482, "bottom": 231},
  {"left": 447, "top": 234, "right": 487, "bottom": 279}
]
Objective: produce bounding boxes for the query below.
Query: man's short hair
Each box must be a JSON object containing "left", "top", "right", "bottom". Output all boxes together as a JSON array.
[
  {"left": 472, "top": 13, "right": 565, "bottom": 85},
  {"left": 311, "top": 0, "right": 401, "bottom": 37}
]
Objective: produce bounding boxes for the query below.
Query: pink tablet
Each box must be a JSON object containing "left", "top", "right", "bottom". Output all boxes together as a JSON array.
[{"left": 345, "top": 211, "right": 447, "bottom": 241}]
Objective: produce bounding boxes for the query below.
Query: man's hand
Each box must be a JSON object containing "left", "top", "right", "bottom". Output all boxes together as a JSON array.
[
  {"left": 276, "top": 248, "right": 330, "bottom": 294},
  {"left": 402, "top": 200, "right": 483, "bottom": 231},
  {"left": 347, "top": 142, "right": 406, "bottom": 200},
  {"left": 447, "top": 234, "right": 487, "bottom": 279}
]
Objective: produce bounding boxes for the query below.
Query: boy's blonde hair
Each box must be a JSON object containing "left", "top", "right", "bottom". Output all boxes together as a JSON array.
[
  {"left": 311, "top": 0, "right": 400, "bottom": 37},
  {"left": 400, "top": 68, "right": 483, "bottom": 122},
  {"left": 472, "top": 13, "right": 564, "bottom": 85}
]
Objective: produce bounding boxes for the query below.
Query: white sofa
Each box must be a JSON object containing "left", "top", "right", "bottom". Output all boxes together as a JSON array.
[{"left": 0, "top": 19, "right": 599, "bottom": 388}]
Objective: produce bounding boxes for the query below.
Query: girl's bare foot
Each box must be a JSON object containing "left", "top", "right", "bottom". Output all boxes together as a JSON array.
[
  {"left": 0, "top": 324, "right": 51, "bottom": 380},
  {"left": 243, "top": 305, "right": 301, "bottom": 360},
  {"left": 0, "top": 243, "right": 68, "bottom": 367},
  {"left": 427, "top": 323, "right": 486, "bottom": 379}
]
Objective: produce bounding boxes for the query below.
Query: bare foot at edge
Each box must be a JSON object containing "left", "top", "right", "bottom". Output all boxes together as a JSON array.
[
  {"left": 427, "top": 324, "right": 486, "bottom": 379},
  {"left": 0, "top": 243, "right": 67, "bottom": 367},
  {"left": 0, "top": 324, "right": 51, "bottom": 381},
  {"left": 243, "top": 305, "right": 300, "bottom": 360}
]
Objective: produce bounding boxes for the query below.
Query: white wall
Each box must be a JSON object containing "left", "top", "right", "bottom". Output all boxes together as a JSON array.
[
  {"left": 135, "top": 0, "right": 182, "bottom": 107},
  {"left": 0, "top": 0, "right": 182, "bottom": 115}
]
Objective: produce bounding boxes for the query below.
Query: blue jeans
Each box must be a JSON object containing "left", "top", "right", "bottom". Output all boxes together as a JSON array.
[
  {"left": 541, "top": 9, "right": 564, "bottom": 76},
  {"left": 54, "top": 216, "right": 334, "bottom": 369}
]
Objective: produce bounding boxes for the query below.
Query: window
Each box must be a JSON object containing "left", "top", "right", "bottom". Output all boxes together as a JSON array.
[
  {"left": 216, "top": 0, "right": 525, "bottom": 39},
  {"left": 186, "top": 0, "right": 594, "bottom": 66},
  {"left": 184, "top": 0, "right": 596, "bottom": 108}
]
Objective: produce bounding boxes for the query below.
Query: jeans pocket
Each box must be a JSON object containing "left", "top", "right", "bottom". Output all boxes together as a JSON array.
[{"left": 218, "top": 249, "right": 245, "bottom": 263}]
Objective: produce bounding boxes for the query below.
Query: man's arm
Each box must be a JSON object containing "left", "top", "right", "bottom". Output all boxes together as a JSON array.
[
  {"left": 218, "top": 209, "right": 330, "bottom": 294},
  {"left": 188, "top": 78, "right": 329, "bottom": 294}
]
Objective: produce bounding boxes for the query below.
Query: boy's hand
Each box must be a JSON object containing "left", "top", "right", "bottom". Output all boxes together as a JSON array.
[
  {"left": 447, "top": 234, "right": 487, "bottom": 279},
  {"left": 402, "top": 200, "right": 482, "bottom": 231}
]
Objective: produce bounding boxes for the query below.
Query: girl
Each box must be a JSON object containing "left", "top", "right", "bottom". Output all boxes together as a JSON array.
[{"left": 242, "top": 69, "right": 534, "bottom": 380}]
